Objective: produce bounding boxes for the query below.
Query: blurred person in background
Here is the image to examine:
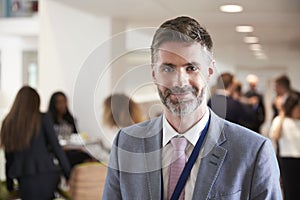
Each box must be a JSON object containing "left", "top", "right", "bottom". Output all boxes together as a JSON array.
[
  {"left": 208, "top": 72, "right": 255, "bottom": 128},
  {"left": 48, "top": 91, "right": 78, "bottom": 138},
  {"left": 244, "top": 74, "right": 266, "bottom": 133},
  {"left": 231, "top": 81, "right": 243, "bottom": 101},
  {"left": 208, "top": 72, "right": 242, "bottom": 124},
  {"left": 272, "top": 75, "right": 291, "bottom": 119},
  {"left": 272, "top": 75, "right": 293, "bottom": 156},
  {"left": 48, "top": 91, "right": 92, "bottom": 167},
  {"left": 231, "top": 81, "right": 258, "bottom": 130},
  {"left": 0, "top": 86, "right": 70, "bottom": 200},
  {"left": 99, "top": 93, "right": 146, "bottom": 162},
  {"left": 101, "top": 93, "right": 146, "bottom": 154},
  {"left": 269, "top": 91, "right": 300, "bottom": 200}
]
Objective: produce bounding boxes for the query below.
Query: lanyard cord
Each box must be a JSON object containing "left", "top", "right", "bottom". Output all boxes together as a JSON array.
[{"left": 161, "top": 114, "right": 211, "bottom": 200}]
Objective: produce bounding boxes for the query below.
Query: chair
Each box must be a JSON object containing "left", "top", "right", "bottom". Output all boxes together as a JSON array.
[{"left": 62, "top": 162, "right": 107, "bottom": 200}]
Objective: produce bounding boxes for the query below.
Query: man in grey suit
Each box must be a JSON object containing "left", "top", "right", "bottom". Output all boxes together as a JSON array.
[{"left": 103, "top": 16, "right": 282, "bottom": 200}]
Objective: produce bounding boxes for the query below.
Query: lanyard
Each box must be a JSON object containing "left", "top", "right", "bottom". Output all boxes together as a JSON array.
[{"left": 161, "top": 113, "right": 211, "bottom": 200}]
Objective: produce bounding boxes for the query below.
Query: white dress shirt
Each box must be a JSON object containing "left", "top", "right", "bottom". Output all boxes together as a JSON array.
[{"left": 162, "top": 107, "right": 210, "bottom": 200}]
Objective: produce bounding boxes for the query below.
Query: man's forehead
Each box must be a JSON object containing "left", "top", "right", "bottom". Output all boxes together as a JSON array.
[{"left": 156, "top": 41, "right": 212, "bottom": 63}]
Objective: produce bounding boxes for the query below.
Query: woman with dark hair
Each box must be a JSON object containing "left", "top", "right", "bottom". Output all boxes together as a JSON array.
[
  {"left": 48, "top": 91, "right": 77, "bottom": 137},
  {"left": 270, "top": 91, "right": 300, "bottom": 200},
  {"left": 48, "top": 91, "right": 92, "bottom": 167},
  {"left": 0, "top": 86, "right": 71, "bottom": 200}
]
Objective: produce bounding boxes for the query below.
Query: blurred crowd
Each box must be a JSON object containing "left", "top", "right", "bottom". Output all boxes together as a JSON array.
[{"left": 208, "top": 73, "right": 300, "bottom": 199}]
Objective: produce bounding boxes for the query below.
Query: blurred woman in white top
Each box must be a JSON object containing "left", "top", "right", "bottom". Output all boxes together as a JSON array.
[{"left": 269, "top": 91, "right": 300, "bottom": 200}]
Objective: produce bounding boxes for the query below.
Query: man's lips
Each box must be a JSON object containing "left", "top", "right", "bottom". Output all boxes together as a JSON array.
[{"left": 169, "top": 92, "right": 192, "bottom": 99}]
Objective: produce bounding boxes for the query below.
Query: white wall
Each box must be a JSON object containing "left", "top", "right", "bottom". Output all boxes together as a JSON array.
[
  {"left": 39, "top": 0, "right": 112, "bottom": 136},
  {"left": 0, "top": 34, "right": 38, "bottom": 115},
  {"left": 0, "top": 36, "right": 22, "bottom": 98},
  {"left": 287, "top": 63, "right": 300, "bottom": 92}
]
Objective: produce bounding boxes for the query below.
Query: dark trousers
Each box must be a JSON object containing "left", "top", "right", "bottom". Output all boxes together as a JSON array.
[
  {"left": 18, "top": 171, "right": 60, "bottom": 200},
  {"left": 65, "top": 149, "right": 92, "bottom": 168},
  {"left": 280, "top": 157, "right": 300, "bottom": 200}
]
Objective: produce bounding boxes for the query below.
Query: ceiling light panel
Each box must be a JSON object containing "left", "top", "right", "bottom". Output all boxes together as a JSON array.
[
  {"left": 250, "top": 44, "right": 262, "bottom": 51},
  {"left": 236, "top": 25, "right": 254, "bottom": 33},
  {"left": 244, "top": 36, "right": 259, "bottom": 43},
  {"left": 220, "top": 4, "right": 243, "bottom": 13}
]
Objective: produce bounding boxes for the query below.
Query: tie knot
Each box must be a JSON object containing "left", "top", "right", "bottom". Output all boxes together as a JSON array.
[{"left": 171, "top": 137, "right": 187, "bottom": 151}]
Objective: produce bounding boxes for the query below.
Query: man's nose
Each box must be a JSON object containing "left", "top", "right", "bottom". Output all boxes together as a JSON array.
[{"left": 174, "top": 69, "right": 188, "bottom": 87}]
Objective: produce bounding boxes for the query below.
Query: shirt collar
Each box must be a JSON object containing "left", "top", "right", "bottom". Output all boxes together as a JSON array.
[{"left": 162, "top": 107, "right": 210, "bottom": 147}]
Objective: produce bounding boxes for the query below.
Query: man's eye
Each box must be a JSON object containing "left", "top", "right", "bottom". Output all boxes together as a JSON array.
[
  {"left": 161, "top": 66, "right": 174, "bottom": 72},
  {"left": 186, "top": 65, "right": 199, "bottom": 72}
]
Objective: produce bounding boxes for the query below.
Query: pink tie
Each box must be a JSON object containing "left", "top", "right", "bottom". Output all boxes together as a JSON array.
[{"left": 168, "top": 137, "right": 187, "bottom": 200}]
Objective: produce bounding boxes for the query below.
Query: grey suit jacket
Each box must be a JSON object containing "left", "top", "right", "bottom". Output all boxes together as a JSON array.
[{"left": 103, "top": 111, "right": 282, "bottom": 200}]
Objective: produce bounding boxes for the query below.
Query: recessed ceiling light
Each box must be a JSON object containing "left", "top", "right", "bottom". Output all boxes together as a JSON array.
[
  {"left": 220, "top": 4, "right": 243, "bottom": 13},
  {"left": 236, "top": 26, "right": 254, "bottom": 33},
  {"left": 250, "top": 44, "right": 262, "bottom": 51},
  {"left": 253, "top": 51, "right": 264, "bottom": 56},
  {"left": 253, "top": 51, "right": 267, "bottom": 59},
  {"left": 244, "top": 36, "right": 259, "bottom": 44},
  {"left": 256, "top": 54, "right": 267, "bottom": 60}
]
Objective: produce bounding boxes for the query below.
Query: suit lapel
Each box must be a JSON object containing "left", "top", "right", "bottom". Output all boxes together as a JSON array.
[
  {"left": 192, "top": 111, "right": 228, "bottom": 200},
  {"left": 192, "top": 146, "right": 227, "bottom": 200}
]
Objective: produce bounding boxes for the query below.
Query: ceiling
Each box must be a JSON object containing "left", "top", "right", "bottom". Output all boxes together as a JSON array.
[{"left": 56, "top": 0, "right": 300, "bottom": 70}]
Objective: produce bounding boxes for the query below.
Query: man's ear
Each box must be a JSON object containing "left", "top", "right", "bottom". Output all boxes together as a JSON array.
[
  {"left": 151, "top": 64, "right": 157, "bottom": 83},
  {"left": 209, "top": 67, "right": 214, "bottom": 76},
  {"left": 208, "top": 60, "right": 215, "bottom": 77}
]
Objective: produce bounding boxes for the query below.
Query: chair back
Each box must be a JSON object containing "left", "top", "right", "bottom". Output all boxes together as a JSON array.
[{"left": 69, "top": 162, "right": 107, "bottom": 200}]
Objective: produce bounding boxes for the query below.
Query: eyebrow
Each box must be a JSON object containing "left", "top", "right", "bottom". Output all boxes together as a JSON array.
[
  {"left": 160, "top": 62, "right": 201, "bottom": 67},
  {"left": 185, "top": 62, "right": 201, "bottom": 67},
  {"left": 160, "top": 63, "right": 176, "bottom": 67}
]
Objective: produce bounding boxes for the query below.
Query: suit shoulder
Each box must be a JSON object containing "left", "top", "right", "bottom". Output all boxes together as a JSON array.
[
  {"left": 223, "top": 120, "right": 268, "bottom": 145},
  {"left": 121, "top": 116, "right": 162, "bottom": 137},
  {"left": 114, "top": 117, "right": 162, "bottom": 152},
  {"left": 218, "top": 121, "right": 275, "bottom": 166},
  {"left": 124, "top": 116, "right": 160, "bottom": 128}
]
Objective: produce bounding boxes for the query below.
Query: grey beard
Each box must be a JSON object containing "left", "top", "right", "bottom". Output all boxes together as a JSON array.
[{"left": 158, "top": 87, "right": 205, "bottom": 116}]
